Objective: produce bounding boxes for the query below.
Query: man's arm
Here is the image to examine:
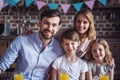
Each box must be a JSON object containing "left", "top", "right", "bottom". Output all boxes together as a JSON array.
[
  {"left": 51, "top": 68, "right": 58, "bottom": 80},
  {"left": 0, "top": 69, "right": 2, "bottom": 74}
]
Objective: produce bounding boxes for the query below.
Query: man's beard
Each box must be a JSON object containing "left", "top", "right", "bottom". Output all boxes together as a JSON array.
[{"left": 40, "top": 29, "right": 53, "bottom": 40}]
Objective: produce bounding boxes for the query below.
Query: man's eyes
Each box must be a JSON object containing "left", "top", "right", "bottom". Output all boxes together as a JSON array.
[{"left": 44, "top": 22, "right": 57, "bottom": 27}]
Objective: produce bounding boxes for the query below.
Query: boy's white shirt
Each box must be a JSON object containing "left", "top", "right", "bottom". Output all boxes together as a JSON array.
[{"left": 52, "top": 55, "right": 88, "bottom": 80}]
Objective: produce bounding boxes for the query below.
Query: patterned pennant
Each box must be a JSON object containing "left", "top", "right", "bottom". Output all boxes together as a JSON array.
[
  {"left": 0, "top": 0, "right": 4, "bottom": 11},
  {"left": 99, "top": 0, "right": 107, "bottom": 6},
  {"left": 36, "top": 1, "right": 46, "bottom": 10},
  {"left": 72, "top": 3, "right": 83, "bottom": 11},
  {"left": 48, "top": 3, "right": 58, "bottom": 10},
  {"left": 25, "top": 0, "right": 34, "bottom": 7},
  {"left": 5, "top": 0, "right": 20, "bottom": 6},
  {"left": 84, "top": 0, "right": 95, "bottom": 10},
  {"left": 118, "top": 0, "right": 120, "bottom": 4},
  {"left": 60, "top": 4, "right": 71, "bottom": 14}
]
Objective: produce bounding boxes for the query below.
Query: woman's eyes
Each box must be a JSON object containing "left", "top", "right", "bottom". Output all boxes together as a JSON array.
[
  {"left": 83, "top": 21, "right": 88, "bottom": 24},
  {"left": 76, "top": 20, "right": 88, "bottom": 24}
]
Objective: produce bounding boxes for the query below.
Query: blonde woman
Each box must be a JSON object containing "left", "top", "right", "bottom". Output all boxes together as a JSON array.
[{"left": 74, "top": 8, "right": 96, "bottom": 59}]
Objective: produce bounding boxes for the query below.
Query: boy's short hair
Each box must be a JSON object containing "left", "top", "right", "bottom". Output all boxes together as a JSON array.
[{"left": 61, "top": 29, "right": 80, "bottom": 42}]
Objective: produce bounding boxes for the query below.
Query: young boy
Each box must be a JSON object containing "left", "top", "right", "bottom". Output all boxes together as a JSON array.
[{"left": 51, "top": 29, "right": 88, "bottom": 80}]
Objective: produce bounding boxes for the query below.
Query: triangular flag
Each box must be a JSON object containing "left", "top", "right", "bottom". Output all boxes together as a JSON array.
[
  {"left": 84, "top": 0, "right": 95, "bottom": 10},
  {"left": 48, "top": 3, "right": 58, "bottom": 10},
  {"left": 99, "top": 0, "right": 107, "bottom": 6},
  {"left": 25, "top": 0, "right": 34, "bottom": 7},
  {"left": 118, "top": 0, "right": 120, "bottom": 4},
  {"left": 4, "top": 3, "right": 8, "bottom": 8},
  {"left": 36, "top": 1, "right": 46, "bottom": 10},
  {"left": 5, "top": 0, "right": 20, "bottom": 6},
  {"left": 72, "top": 3, "right": 83, "bottom": 12},
  {"left": 0, "top": 0, "right": 4, "bottom": 11},
  {"left": 60, "top": 4, "right": 71, "bottom": 14}
]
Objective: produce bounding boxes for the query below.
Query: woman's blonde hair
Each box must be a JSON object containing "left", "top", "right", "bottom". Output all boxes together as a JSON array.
[
  {"left": 74, "top": 8, "right": 96, "bottom": 40},
  {"left": 88, "top": 38, "right": 113, "bottom": 65}
]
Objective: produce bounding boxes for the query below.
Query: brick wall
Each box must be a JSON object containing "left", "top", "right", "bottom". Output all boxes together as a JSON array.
[{"left": 0, "top": 0, "right": 120, "bottom": 79}]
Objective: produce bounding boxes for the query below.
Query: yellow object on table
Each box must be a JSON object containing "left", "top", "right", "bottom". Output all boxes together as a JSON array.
[
  {"left": 60, "top": 72, "right": 69, "bottom": 80},
  {"left": 14, "top": 72, "right": 24, "bottom": 80},
  {"left": 100, "top": 75, "right": 109, "bottom": 80}
]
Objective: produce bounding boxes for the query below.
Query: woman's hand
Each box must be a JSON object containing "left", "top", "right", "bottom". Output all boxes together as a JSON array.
[{"left": 110, "top": 58, "right": 115, "bottom": 68}]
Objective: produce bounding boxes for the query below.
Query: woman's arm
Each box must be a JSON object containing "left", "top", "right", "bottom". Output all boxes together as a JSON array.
[
  {"left": 51, "top": 68, "right": 58, "bottom": 80},
  {"left": 109, "top": 66, "right": 115, "bottom": 80}
]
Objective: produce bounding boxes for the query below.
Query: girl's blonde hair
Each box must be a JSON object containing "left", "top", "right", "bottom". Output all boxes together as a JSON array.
[
  {"left": 74, "top": 8, "right": 96, "bottom": 40},
  {"left": 88, "top": 38, "right": 113, "bottom": 66}
]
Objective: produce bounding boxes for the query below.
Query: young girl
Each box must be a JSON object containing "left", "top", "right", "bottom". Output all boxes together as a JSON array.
[
  {"left": 86, "top": 38, "right": 114, "bottom": 80},
  {"left": 51, "top": 29, "right": 88, "bottom": 80}
]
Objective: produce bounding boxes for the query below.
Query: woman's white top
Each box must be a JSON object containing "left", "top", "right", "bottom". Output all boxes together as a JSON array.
[{"left": 77, "top": 38, "right": 91, "bottom": 58}]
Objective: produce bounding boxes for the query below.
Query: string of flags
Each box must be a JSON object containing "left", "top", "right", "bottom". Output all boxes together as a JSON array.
[{"left": 0, "top": 0, "right": 118, "bottom": 14}]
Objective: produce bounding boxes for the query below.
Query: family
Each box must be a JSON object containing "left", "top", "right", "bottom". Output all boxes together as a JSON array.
[{"left": 0, "top": 8, "right": 115, "bottom": 80}]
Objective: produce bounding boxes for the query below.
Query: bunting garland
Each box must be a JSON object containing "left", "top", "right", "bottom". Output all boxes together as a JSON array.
[
  {"left": 72, "top": 3, "right": 83, "bottom": 11},
  {"left": 5, "top": 0, "right": 20, "bottom": 7},
  {"left": 36, "top": 1, "right": 46, "bottom": 10},
  {"left": 48, "top": 3, "right": 58, "bottom": 10},
  {"left": 84, "top": 0, "right": 95, "bottom": 10},
  {"left": 0, "top": 0, "right": 108, "bottom": 13},
  {"left": 118, "top": 0, "right": 120, "bottom": 4},
  {"left": 60, "top": 4, "right": 71, "bottom": 14},
  {"left": 0, "top": 0, "right": 4, "bottom": 11},
  {"left": 25, "top": 0, "right": 34, "bottom": 7},
  {"left": 99, "top": 0, "right": 107, "bottom": 6}
]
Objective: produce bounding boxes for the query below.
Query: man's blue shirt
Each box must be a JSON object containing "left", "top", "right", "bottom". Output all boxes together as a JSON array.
[{"left": 0, "top": 32, "right": 63, "bottom": 80}]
